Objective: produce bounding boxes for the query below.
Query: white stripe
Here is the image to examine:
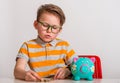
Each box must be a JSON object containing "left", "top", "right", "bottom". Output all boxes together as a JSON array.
[
  {"left": 17, "top": 53, "right": 29, "bottom": 61},
  {"left": 29, "top": 47, "right": 45, "bottom": 53},
  {"left": 30, "top": 54, "right": 65, "bottom": 62},
  {"left": 28, "top": 45, "right": 68, "bottom": 53},
  {"left": 20, "top": 43, "right": 27, "bottom": 49},
  {"left": 66, "top": 45, "right": 72, "bottom": 53},
  {"left": 26, "top": 41, "right": 38, "bottom": 44}
]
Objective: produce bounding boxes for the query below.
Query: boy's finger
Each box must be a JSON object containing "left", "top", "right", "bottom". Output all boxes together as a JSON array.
[
  {"left": 30, "top": 71, "right": 41, "bottom": 80},
  {"left": 57, "top": 71, "right": 63, "bottom": 78},
  {"left": 25, "top": 73, "right": 36, "bottom": 81},
  {"left": 54, "top": 70, "right": 59, "bottom": 79},
  {"left": 54, "top": 68, "right": 62, "bottom": 79}
]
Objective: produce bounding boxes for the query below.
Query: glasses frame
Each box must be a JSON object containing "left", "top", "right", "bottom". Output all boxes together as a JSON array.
[{"left": 37, "top": 20, "right": 62, "bottom": 34}]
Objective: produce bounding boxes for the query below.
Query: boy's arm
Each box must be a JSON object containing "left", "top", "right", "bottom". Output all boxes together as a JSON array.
[
  {"left": 14, "top": 58, "right": 28, "bottom": 80},
  {"left": 14, "top": 58, "right": 41, "bottom": 81}
]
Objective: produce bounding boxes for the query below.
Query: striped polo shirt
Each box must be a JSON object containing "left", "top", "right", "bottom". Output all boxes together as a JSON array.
[{"left": 17, "top": 36, "right": 77, "bottom": 77}]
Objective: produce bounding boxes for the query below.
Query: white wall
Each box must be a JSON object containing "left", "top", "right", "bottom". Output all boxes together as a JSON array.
[{"left": 0, "top": 0, "right": 120, "bottom": 78}]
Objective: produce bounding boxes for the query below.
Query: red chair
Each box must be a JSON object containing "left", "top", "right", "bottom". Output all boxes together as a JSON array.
[{"left": 79, "top": 55, "right": 102, "bottom": 79}]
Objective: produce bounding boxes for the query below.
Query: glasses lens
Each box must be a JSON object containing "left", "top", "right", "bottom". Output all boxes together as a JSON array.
[
  {"left": 39, "top": 22, "right": 49, "bottom": 30},
  {"left": 51, "top": 26, "right": 61, "bottom": 33}
]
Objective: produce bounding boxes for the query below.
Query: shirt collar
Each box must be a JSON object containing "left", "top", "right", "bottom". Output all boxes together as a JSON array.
[{"left": 36, "top": 36, "right": 58, "bottom": 47}]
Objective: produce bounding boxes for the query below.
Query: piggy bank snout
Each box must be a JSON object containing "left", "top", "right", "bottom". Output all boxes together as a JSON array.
[{"left": 80, "top": 64, "right": 90, "bottom": 74}]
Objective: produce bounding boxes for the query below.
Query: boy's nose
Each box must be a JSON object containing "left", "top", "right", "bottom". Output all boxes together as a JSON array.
[{"left": 46, "top": 26, "right": 52, "bottom": 33}]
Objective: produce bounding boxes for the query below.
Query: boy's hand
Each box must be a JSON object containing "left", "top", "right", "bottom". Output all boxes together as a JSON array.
[
  {"left": 25, "top": 70, "right": 42, "bottom": 81},
  {"left": 54, "top": 68, "right": 71, "bottom": 79}
]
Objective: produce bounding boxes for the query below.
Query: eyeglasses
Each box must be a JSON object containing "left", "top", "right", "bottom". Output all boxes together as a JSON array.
[{"left": 37, "top": 20, "right": 62, "bottom": 34}]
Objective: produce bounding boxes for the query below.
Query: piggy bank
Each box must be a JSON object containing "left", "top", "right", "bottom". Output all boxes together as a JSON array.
[{"left": 71, "top": 57, "right": 95, "bottom": 81}]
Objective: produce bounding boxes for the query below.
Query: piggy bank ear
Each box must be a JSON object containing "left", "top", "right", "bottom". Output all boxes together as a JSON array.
[
  {"left": 73, "top": 57, "right": 78, "bottom": 62},
  {"left": 90, "top": 57, "right": 95, "bottom": 63}
]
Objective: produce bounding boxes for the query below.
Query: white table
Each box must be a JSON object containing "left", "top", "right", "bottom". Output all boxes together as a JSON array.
[{"left": 0, "top": 77, "right": 120, "bottom": 83}]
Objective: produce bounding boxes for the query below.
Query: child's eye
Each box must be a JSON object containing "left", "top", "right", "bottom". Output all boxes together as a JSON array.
[
  {"left": 42, "top": 23, "right": 49, "bottom": 27},
  {"left": 52, "top": 26, "right": 58, "bottom": 29},
  {"left": 52, "top": 26, "right": 60, "bottom": 30}
]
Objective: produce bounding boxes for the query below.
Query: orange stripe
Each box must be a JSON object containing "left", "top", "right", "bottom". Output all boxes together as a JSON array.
[
  {"left": 19, "top": 48, "right": 28, "bottom": 55},
  {"left": 56, "top": 41, "right": 69, "bottom": 46},
  {"left": 30, "top": 59, "right": 65, "bottom": 68},
  {"left": 66, "top": 49, "right": 75, "bottom": 60},
  {"left": 29, "top": 51, "right": 46, "bottom": 57},
  {"left": 29, "top": 50, "right": 67, "bottom": 57},
  {"left": 27, "top": 44, "right": 42, "bottom": 48},
  {"left": 47, "top": 50, "right": 67, "bottom": 55},
  {"left": 38, "top": 68, "right": 58, "bottom": 77}
]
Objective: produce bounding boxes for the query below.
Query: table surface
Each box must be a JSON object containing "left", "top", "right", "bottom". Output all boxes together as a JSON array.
[{"left": 0, "top": 77, "right": 120, "bottom": 83}]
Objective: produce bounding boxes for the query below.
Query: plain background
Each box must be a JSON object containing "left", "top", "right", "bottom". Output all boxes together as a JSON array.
[{"left": 0, "top": 0, "right": 120, "bottom": 78}]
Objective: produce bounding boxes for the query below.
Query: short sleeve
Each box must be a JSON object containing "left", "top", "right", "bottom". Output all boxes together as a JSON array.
[
  {"left": 16, "top": 42, "right": 29, "bottom": 62},
  {"left": 65, "top": 42, "right": 78, "bottom": 65}
]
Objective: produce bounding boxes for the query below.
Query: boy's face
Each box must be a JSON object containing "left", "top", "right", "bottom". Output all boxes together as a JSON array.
[{"left": 34, "top": 12, "right": 61, "bottom": 43}]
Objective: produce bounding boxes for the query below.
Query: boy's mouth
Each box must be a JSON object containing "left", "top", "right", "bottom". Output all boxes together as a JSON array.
[{"left": 44, "top": 35, "right": 51, "bottom": 38}]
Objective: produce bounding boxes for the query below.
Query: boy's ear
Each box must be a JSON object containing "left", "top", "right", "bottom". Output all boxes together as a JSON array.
[{"left": 33, "top": 20, "right": 38, "bottom": 29}]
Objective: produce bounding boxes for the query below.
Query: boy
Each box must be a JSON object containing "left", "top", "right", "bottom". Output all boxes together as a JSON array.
[{"left": 14, "top": 4, "right": 77, "bottom": 82}]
